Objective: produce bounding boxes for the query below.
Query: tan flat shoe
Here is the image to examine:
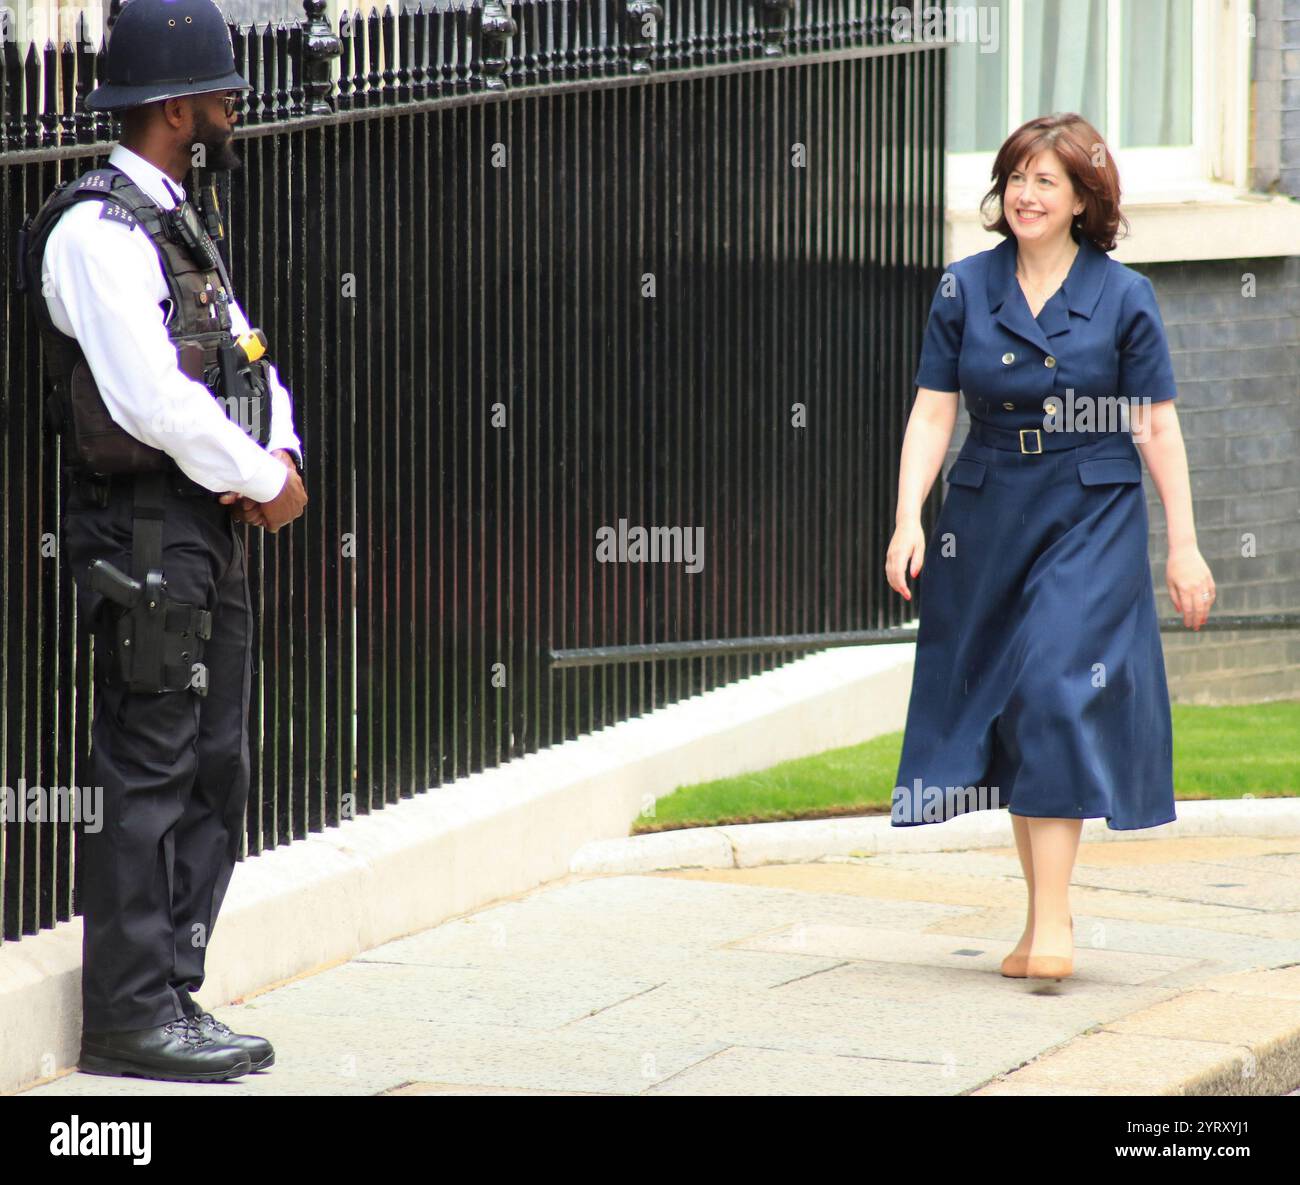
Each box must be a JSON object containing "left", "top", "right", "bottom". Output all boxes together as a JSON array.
[
  {"left": 1025, "top": 954, "right": 1073, "bottom": 980},
  {"left": 1025, "top": 917, "right": 1074, "bottom": 980},
  {"left": 1002, "top": 917, "right": 1072, "bottom": 979}
]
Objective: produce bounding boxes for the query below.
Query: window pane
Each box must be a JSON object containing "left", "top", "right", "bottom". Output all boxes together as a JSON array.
[
  {"left": 946, "top": 0, "right": 1009, "bottom": 152},
  {"left": 1022, "top": 0, "right": 1108, "bottom": 133},
  {"left": 1121, "top": 0, "right": 1194, "bottom": 146}
]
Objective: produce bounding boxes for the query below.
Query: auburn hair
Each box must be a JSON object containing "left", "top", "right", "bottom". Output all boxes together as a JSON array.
[{"left": 980, "top": 114, "right": 1129, "bottom": 252}]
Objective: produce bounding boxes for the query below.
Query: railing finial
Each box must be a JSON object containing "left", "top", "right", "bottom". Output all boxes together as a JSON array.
[
  {"left": 300, "top": 0, "right": 342, "bottom": 114},
  {"left": 756, "top": 0, "right": 797, "bottom": 58},
  {"left": 624, "top": 2, "right": 663, "bottom": 75},
  {"left": 477, "top": 1, "right": 517, "bottom": 92}
]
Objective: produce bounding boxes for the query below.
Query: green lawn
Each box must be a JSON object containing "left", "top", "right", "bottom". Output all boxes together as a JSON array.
[{"left": 633, "top": 700, "right": 1300, "bottom": 834}]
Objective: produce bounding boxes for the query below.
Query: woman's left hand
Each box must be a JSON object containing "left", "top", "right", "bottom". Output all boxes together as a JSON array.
[{"left": 1167, "top": 546, "right": 1215, "bottom": 630}]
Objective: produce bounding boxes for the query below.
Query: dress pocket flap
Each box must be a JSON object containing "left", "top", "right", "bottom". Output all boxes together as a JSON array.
[
  {"left": 1077, "top": 457, "right": 1141, "bottom": 486},
  {"left": 945, "top": 458, "right": 987, "bottom": 489}
]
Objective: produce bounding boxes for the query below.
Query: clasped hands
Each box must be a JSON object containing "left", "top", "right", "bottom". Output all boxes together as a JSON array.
[{"left": 217, "top": 449, "right": 308, "bottom": 532}]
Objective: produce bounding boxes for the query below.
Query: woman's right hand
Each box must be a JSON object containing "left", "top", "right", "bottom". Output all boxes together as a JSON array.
[{"left": 886, "top": 519, "right": 927, "bottom": 601}]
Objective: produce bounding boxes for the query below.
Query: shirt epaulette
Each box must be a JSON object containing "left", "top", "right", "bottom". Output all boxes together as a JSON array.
[
  {"left": 98, "top": 201, "right": 138, "bottom": 229},
  {"left": 73, "top": 170, "right": 117, "bottom": 194}
]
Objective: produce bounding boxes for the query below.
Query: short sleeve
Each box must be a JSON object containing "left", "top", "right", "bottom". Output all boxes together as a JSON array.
[
  {"left": 914, "top": 269, "right": 964, "bottom": 393},
  {"left": 1117, "top": 273, "right": 1177, "bottom": 402}
]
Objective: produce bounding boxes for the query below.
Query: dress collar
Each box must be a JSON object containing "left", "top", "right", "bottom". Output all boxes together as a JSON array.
[
  {"left": 984, "top": 232, "right": 1108, "bottom": 350},
  {"left": 107, "top": 143, "right": 186, "bottom": 211}
]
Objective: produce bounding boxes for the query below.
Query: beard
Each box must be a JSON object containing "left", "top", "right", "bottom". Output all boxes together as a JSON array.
[{"left": 192, "top": 107, "right": 241, "bottom": 173}]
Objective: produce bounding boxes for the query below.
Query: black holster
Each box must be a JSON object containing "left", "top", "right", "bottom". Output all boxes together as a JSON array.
[{"left": 89, "top": 472, "right": 213, "bottom": 695}]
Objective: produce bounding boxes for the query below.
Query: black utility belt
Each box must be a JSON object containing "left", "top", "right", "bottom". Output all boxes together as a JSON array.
[{"left": 71, "top": 465, "right": 217, "bottom": 507}]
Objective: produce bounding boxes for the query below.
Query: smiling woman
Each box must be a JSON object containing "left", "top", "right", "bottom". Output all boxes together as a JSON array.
[
  {"left": 983, "top": 114, "right": 1127, "bottom": 254},
  {"left": 884, "top": 111, "right": 1215, "bottom": 983}
]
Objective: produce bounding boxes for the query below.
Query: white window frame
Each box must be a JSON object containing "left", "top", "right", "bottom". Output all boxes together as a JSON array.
[{"left": 946, "top": 0, "right": 1285, "bottom": 263}]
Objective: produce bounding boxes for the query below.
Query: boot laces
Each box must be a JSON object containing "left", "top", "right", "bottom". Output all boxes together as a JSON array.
[
  {"left": 205, "top": 1014, "right": 234, "bottom": 1037},
  {"left": 165, "top": 1015, "right": 209, "bottom": 1047}
]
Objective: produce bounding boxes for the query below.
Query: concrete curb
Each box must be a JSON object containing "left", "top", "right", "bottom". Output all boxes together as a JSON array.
[{"left": 570, "top": 799, "right": 1300, "bottom": 874}]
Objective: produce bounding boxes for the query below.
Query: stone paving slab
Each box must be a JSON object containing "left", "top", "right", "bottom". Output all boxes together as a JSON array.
[
  {"left": 922, "top": 907, "right": 1300, "bottom": 966},
  {"left": 642, "top": 1046, "right": 994, "bottom": 1096},
  {"left": 973, "top": 1030, "right": 1271, "bottom": 1096},
  {"left": 383, "top": 1082, "right": 605, "bottom": 1095},
  {"left": 1199, "top": 852, "right": 1300, "bottom": 878},
  {"left": 776, "top": 961, "right": 1161, "bottom": 1029},
  {"left": 564, "top": 977, "right": 1072, "bottom": 1072},
  {"left": 233, "top": 958, "right": 666, "bottom": 1030},
  {"left": 18, "top": 835, "right": 1300, "bottom": 1096},
  {"left": 730, "top": 922, "right": 1199, "bottom": 985},
  {"left": 660, "top": 861, "right": 1274, "bottom": 929}
]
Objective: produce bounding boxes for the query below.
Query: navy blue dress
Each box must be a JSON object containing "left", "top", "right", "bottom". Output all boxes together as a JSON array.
[{"left": 892, "top": 232, "right": 1177, "bottom": 830}]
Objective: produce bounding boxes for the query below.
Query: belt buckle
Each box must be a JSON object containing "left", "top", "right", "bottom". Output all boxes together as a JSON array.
[{"left": 1019, "top": 428, "right": 1043, "bottom": 454}]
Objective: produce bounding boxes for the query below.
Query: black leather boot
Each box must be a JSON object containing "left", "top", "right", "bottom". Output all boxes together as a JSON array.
[
  {"left": 79, "top": 1016, "right": 252, "bottom": 1082},
  {"left": 189, "top": 1009, "right": 275, "bottom": 1071}
]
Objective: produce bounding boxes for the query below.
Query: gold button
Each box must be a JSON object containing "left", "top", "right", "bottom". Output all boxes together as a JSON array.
[
  {"left": 1045, "top": 355, "right": 1057, "bottom": 368},
  {"left": 1001, "top": 352, "right": 1015, "bottom": 365},
  {"left": 1002, "top": 402, "right": 1014, "bottom": 410},
  {"left": 1045, "top": 401, "right": 1058, "bottom": 414}
]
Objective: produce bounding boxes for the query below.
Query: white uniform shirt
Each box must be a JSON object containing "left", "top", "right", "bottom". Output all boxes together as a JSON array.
[{"left": 41, "top": 142, "right": 301, "bottom": 503}]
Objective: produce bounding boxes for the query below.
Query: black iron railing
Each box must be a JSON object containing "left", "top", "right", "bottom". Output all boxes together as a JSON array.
[{"left": 0, "top": 1, "right": 945, "bottom": 944}]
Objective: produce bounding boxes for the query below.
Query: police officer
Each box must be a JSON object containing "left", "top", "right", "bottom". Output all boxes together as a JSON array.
[{"left": 19, "top": 0, "right": 307, "bottom": 1081}]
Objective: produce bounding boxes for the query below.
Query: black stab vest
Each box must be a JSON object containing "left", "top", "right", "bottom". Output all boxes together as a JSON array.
[{"left": 18, "top": 165, "right": 271, "bottom": 476}]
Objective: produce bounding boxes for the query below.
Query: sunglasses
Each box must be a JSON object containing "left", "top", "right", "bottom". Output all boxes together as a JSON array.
[{"left": 219, "top": 93, "right": 240, "bottom": 118}]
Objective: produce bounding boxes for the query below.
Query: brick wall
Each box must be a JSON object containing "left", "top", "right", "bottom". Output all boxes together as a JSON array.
[
  {"left": 1137, "top": 256, "right": 1300, "bottom": 703},
  {"left": 1252, "top": 0, "right": 1300, "bottom": 195}
]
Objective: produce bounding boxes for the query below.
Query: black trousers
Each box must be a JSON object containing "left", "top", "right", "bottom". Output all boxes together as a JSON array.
[{"left": 62, "top": 469, "right": 252, "bottom": 1033}]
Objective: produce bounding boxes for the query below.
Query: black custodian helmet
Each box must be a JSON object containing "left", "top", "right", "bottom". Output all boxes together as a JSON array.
[{"left": 84, "top": 0, "right": 251, "bottom": 112}]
